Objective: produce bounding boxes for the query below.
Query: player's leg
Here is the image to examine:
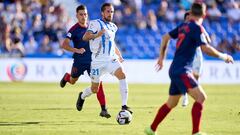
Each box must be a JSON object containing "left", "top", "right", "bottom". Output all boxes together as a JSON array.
[
  {"left": 85, "top": 65, "right": 110, "bottom": 117},
  {"left": 183, "top": 48, "right": 203, "bottom": 107},
  {"left": 76, "top": 64, "right": 102, "bottom": 111},
  {"left": 112, "top": 62, "right": 132, "bottom": 113},
  {"left": 182, "top": 92, "right": 189, "bottom": 107},
  {"left": 178, "top": 73, "right": 205, "bottom": 135},
  {"left": 193, "top": 72, "right": 200, "bottom": 81},
  {"left": 145, "top": 95, "right": 181, "bottom": 135},
  {"left": 97, "top": 81, "right": 111, "bottom": 118},
  {"left": 60, "top": 63, "right": 79, "bottom": 88},
  {"left": 60, "top": 72, "right": 78, "bottom": 87},
  {"left": 97, "top": 81, "right": 106, "bottom": 109},
  {"left": 152, "top": 95, "right": 181, "bottom": 129},
  {"left": 145, "top": 82, "right": 181, "bottom": 135},
  {"left": 188, "top": 86, "right": 207, "bottom": 135},
  {"left": 183, "top": 72, "right": 199, "bottom": 107},
  {"left": 76, "top": 82, "right": 99, "bottom": 111}
]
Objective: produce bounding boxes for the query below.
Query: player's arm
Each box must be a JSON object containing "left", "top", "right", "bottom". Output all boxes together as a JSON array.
[
  {"left": 115, "top": 46, "right": 124, "bottom": 63},
  {"left": 82, "top": 29, "right": 105, "bottom": 41},
  {"left": 156, "top": 25, "right": 178, "bottom": 71},
  {"left": 201, "top": 44, "right": 234, "bottom": 63},
  {"left": 196, "top": 26, "right": 233, "bottom": 63},
  {"left": 156, "top": 33, "right": 171, "bottom": 71},
  {"left": 60, "top": 38, "right": 85, "bottom": 54},
  {"left": 82, "top": 21, "right": 105, "bottom": 41}
]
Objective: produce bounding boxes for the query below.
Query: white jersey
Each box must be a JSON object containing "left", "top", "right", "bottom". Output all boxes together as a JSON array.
[
  {"left": 192, "top": 47, "right": 203, "bottom": 75},
  {"left": 87, "top": 19, "right": 118, "bottom": 62},
  {"left": 192, "top": 27, "right": 211, "bottom": 76}
]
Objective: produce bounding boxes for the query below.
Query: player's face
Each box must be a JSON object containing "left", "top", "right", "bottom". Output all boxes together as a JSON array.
[
  {"left": 102, "top": 6, "right": 114, "bottom": 22},
  {"left": 76, "top": 9, "right": 88, "bottom": 24}
]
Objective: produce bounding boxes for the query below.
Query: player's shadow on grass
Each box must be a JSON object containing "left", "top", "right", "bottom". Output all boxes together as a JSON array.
[
  {"left": 95, "top": 122, "right": 116, "bottom": 126},
  {"left": 0, "top": 122, "right": 40, "bottom": 126},
  {"left": 31, "top": 107, "right": 72, "bottom": 110},
  {"left": 0, "top": 120, "right": 116, "bottom": 126}
]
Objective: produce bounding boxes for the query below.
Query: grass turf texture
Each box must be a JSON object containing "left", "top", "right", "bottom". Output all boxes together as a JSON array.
[{"left": 0, "top": 82, "right": 239, "bottom": 135}]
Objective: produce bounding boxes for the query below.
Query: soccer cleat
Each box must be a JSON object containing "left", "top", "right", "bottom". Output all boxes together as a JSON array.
[
  {"left": 60, "top": 73, "right": 68, "bottom": 88},
  {"left": 193, "top": 132, "right": 208, "bottom": 135},
  {"left": 99, "top": 110, "right": 111, "bottom": 118},
  {"left": 144, "top": 127, "right": 156, "bottom": 135},
  {"left": 182, "top": 93, "right": 189, "bottom": 107},
  {"left": 122, "top": 105, "right": 133, "bottom": 114},
  {"left": 76, "top": 92, "right": 85, "bottom": 111}
]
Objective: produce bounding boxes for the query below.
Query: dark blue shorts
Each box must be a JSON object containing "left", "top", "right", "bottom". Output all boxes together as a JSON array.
[
  {"left": 169, "top": 73, "right": 198, "bottom": 95},
  {"left": 71, "top": 60, "right": 90, "bottom": 78}
]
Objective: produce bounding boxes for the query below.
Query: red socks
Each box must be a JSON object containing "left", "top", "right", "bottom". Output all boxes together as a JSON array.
[
  {"left": 151, "top": 103, "right": 171, "bottom": 131},
  {"left": 192, "top": 102, "right": 203, "bottom": 134},
  {"left": 96, "top": 81, "right": 106, "bottom": 107},
  {"left": 64, "top": 73, "right": 70, "bottom": 82},
  {"left": 150, "top": 101, "right": 203, "bottom": 134}
]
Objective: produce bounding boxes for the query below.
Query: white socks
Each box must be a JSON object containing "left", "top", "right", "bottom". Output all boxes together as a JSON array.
[
  {"left": 119, "top": 79, "right": 128, "bottom": 106},
  {"left": 81, "top": 87, "right": 93, "bottom": 100},
  {"left": 182, "top": 93, "right": 189, "bottom": 107}
]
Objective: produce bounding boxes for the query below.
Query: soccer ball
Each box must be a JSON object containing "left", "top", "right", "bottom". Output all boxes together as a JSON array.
[{"left": 116, "top": 110, "right": 132, "bottom": 125}]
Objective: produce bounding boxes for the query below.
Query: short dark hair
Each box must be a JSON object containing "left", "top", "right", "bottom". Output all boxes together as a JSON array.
[
  {"left": 101, "top": 3, "right": 113, "bottom": 12},
  {"left": 190, "top": 2, "right": 206, "bottom": 17},
  {"left": 76, "top": 5, "right": 86, "bottom": 13},
  {"left": 184, "top": 11, "right": 190, "bottom": 20}
]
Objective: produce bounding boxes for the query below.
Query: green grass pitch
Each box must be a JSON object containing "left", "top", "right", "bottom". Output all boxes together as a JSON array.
[{"left": 0, "top": 82, "right": 239, "bottom": 135}]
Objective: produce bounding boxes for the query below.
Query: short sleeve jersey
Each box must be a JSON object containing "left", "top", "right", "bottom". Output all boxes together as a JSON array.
[
  {"left": 168, "top": 20, "right": 208, "bottom": 75},
  {"left": 87, "top": 19, "right": 118, "bottom": 62},
  {"left": 66, "top": 23, "right": 91, "bottom": 63}
]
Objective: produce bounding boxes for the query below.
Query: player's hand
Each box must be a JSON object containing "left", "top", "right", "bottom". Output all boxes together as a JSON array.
[
  {"left": 225, "top": 55, "right": 234, "bottom": 64},
  {"left": 75, "top": 48, "right": 86, "bottom": 54},
  {"left": 155, "top": 58, "right": 164, "bottom": 72},
  {"left": 95, "top": 29, "right": 106, "bottom": 38}
]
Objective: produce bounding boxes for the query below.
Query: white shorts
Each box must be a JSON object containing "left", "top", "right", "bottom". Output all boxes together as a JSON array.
[
  {"left": 192, "top": 47, "right": 203, "bottom": 76},
  {"left": 90, "top": 59, "right": 122, "bottom": 83}
]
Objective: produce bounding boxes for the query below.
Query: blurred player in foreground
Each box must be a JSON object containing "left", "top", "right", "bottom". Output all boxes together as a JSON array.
[
  {"left": 76, "top": 3, "right": 132, "bottom": 114},
  {"left": 182, "top": 11, "right": 211, "bottom": 107},
  {"left": 145, "top": 2, "right": 234, "bottom": 135},
  {"left": 60, "top": 5, "right": 111, "bottom": 118}
]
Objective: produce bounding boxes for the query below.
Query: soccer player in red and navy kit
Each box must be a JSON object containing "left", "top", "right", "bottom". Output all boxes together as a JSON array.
[
  {"left": 145, "top": 3, "right": 234, "bottom": 135},
  {"left": 60, "top": 5, "right": 111, "bottom": 118}
]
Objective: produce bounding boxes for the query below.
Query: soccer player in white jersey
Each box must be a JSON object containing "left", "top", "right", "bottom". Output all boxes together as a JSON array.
[
  {"left": 182, "top": 11, "right": 211, "bottom": 107},
  {"left": 76, "top": 3, "right": 132, "bottom": 114}
]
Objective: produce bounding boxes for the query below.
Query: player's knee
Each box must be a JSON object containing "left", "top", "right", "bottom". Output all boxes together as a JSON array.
[
  {"left": 116, "top": 72, "right": 126, "bottom": 80},
  {"left": 119, "top": 73, "right": 126, "bottom": 80},
  {"left": 193, "top": 73, "right": 199, "bottom": 80},
  {"left": 69, "top": 77, "right": 78, "bottom": 84},
  {"left": 198, "top": 93, "right": 207, "bottom": 103},
  {"left": 69, "top": 81, "right": 76, "bottom": 84},
  {"left": 69, "top": 79, "right": 77, "bottom": 84},
  {"left": 202, "top": 94, "right": 207, "bottom": 102},
  {"left": 114, "top": 68, "right": 126, "bottom": 80},
  {"left": 91, "top": 85, "right": 98, "bottom": 93}
]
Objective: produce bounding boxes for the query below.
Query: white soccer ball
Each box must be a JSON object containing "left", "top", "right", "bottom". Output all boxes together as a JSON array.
[{"left": 116, "top": 110, "right": 132, "bottom": 125}]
